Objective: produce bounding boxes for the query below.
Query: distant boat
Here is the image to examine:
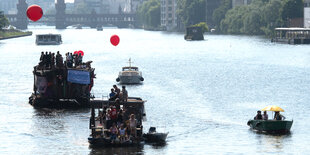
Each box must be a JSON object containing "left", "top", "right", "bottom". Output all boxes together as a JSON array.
[
  {"left": 76, "top": 24, "right": 82, "bottom": 29},
  {"left": 116, "top": 58, "right": 144, "bottom": 84},
  {"left": 272, "top": 28, "right": 310, "bottom": 44},
  {"left": 36, "top": 34, "right": 62, "bottom": 45},
  {"left": 96, "top": 26, "right": 103, "bottom": 31},
  {"left": 184, "top": 26, "right": 204, "bottom": 41}
]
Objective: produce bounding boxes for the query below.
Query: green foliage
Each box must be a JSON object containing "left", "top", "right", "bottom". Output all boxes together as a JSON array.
[
  {"left": 212, "top": 0, "right": 231, "bottom": 30},
  {"left": 177, "top": 0, "right": 206, "bottom": 26},
  {"left": 0, "top": 11, "right": 9, "bottom": 30},
  {"left": 218, "top": 0, "right": 288, "bottom": 36},
  {"left": 137, "top": 0, "right": 160, "bottom": 28},
  {"left": 281, "top": 0, "right": 303, "bottom": 26},
  {"left": 191, "top": 22, "right": 209, "bottom": 33}
]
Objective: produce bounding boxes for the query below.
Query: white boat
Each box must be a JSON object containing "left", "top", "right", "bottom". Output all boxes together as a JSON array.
[
  {"left": 36, "top": 34, "right": 62, "bottom": 45},
  {"left": 116, "top": 58, "right": 144, "bottom": 84}
]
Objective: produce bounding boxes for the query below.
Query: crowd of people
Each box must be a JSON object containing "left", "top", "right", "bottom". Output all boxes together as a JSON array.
[
  {"left": 97, "top": 105, "right": 139, "bottom": 143},
  {"left": 254, "top": 110, "right": 285, "bottom": 121},
  {"left": 38, "top": 51, "right": 84, "bottom": 69}
]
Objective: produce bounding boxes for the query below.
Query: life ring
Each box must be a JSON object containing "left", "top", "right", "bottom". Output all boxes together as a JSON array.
[{"left": 140, "top": 77, "right": 144, "bottom": 81}]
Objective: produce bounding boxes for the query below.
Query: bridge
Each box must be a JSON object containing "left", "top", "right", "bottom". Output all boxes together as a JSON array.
[{"left": 5, "top": 0, "right": 137, "bottom": 29}]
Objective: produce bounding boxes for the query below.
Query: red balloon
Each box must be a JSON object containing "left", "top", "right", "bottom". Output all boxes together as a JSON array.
[
  {"left": 78, "top": 50, "right": 84, "bottom": 56},
  {"left": 110, "top": 35, "right": 120, "bottom": 46},
  {"left": 27, "top": 5, "right": 43, "bottom": 22},
  {"left": 74, "top": 51, "right": 78, "bottom": 54}
]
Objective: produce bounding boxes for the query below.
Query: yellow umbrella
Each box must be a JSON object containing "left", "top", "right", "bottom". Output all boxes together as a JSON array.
[{"left": 261, "top": 105, "right": 284, "bottom": 112}]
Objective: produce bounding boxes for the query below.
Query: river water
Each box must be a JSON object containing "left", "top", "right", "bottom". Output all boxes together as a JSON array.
[{"left": 0, "top": 26, "right": 310, "bottom": 154}]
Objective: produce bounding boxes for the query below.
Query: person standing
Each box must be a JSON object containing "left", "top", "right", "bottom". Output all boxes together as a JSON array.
[
  {"left": 113, "top": 85, "right": 120, "bottom": 99},
  {"left": 121, "top": 86, "right": 128, "bottom": 102}
]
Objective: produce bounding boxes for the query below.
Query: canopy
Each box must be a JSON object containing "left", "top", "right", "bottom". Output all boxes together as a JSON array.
[{"left": 261, "top": 105, "right": 284, "bottom": 112}]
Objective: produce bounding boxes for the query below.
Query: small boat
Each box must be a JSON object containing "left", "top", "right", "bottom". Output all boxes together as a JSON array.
[
  {"left": 184, "top": 26, "right": 204, "bottom": 41},
  {"left": 143, "top": 127, "right": 168, "bottom": 143},
  {"left": 36, "top": 34, "right": 62, "bottom": 45},
  {"left": 75, "top": 24, "right": 82, "bottom": 29},
  {"left": 247, "top": 105, "right": 293, "bottom": 133},
  {"left": 116, "top": 58, "right": 144, "bottom": 84},
  {"left": 96, "top": 26, "right": 103, "bottom": 31}
]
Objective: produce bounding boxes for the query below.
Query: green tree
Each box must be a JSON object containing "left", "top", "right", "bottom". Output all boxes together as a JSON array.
[
  {"left": 212, "top": 0, "right": 231, "bottom": 31},
  {"left": 0, "top": 11, "right": 9, "bottom": 30},
  {"left": 281, "top": 0, "right": 303, "bottom": 21},
  {"left": 177, "top": 0, "right": 206, "bottom": 26},
  {"left": 137, "top": 0, "right": 160, "bottom": 28}
]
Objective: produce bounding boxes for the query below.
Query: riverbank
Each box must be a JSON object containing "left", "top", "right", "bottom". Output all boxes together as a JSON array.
[{"left": 0, "top": 29, "right": 32, "bottom": 40}]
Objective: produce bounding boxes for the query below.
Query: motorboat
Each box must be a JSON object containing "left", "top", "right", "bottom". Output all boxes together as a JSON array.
[
  {"left": 247, "top": 105, "right": 293, "bottom": 133},
  {"left": 116, "top": 58, "right": 144, "bottom": 84},
  {"left": 143, "top": 127, "right": 168, "bottom": 143},
  {"left": 36, "top": 34, "right": 62, "bottom": 45}
]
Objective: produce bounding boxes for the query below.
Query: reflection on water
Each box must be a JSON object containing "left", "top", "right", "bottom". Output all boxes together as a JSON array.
[
  {"left": 253, "top": 130, "right": 292, "bottom": 153},
  {"left": 89, "top": 145, "right": 144, "bottom": 155}
]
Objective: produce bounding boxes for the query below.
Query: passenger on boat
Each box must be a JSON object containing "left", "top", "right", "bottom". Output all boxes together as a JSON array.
[
  {"left": 56, "top": 51, "right": 64, "bottom": 68},
  {"left": 121, "top": 86, "right": 128, "bottom": 102},
  {"left": 117, "top": 109, "right": 124, "bottom": 127},
  {"left": 51, "top": 53, "right": 55, "bottom": 69},
  {"left": 110, "top": 106, "right": 118, "bottom": 125},
  {"left": 109, "top": 88, "right": 116, "bottom": 101},
  {"left": 262, "top": 111, "right": 268, "bottom": 120},
  {"left": 129, "top": 114, "right": 137, "bottom": 137},
  {"left": 113, "top": 85, "right": 120, "bottom": 98},
  {"left": 109, "top": 123, "right": 119, "bottom": 143},
  {"left": 106, "top": 109, "right": 112, "bottom": 129},
  {"left": 78, "top": 53, "right": 83, "bottom": 65},
  {"left": 274, "top": 112, "right": 285, "bottom": 120},
  {"left": 118, "top": 124, "right": 127, "bottom": 143},
  {"left": 254, "top": 111, "right": 262, "bottom": 120},
  {"left": 74, "top": 53, "right": 79, "bottom": 67}
]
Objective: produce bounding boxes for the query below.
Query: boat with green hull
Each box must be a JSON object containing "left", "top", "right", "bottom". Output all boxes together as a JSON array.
[{"left": 247, "top": 120, "right": 293, "bottom": 133}]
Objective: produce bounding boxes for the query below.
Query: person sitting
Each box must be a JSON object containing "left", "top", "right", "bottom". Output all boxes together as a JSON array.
[
  {"left": 118, "top": 124, "right": 127, "bottom": 143},
  {"left": 262, "top": 111, "right": 268, "bottom": 120},
  {"left": 109, "top": 88, "right": 116, "bottom": 101},
  {"left": 109, "top": 123, "right": 118, "bottom": 143},
  {"left": 113, "top": 85, "right": 120, "bottom": 99},
  {"left": 274, "top": 111, "right": 285, "bottom": 120},
  {"left": 254, "top": 110, "right": 263, "bottom": 120},
  {"left": 129, "top": 114, "right": 137, "bottom": 138}
]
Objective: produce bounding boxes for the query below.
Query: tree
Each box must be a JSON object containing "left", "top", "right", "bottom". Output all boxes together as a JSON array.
[
  {"left": 177, "top": 0, "right": 206, "bottom": 26},
  {"left": 137, "top": 0, "right": 160, "bottom": 28},
  {"left": 281, "top": 0, "right": 303, "bottom": 21},
  {"left": 212, "top": 0, "right": 231, "bottom": 31},
  {"left": 0, "top": 11, "right": 9, "bottom": 30}
]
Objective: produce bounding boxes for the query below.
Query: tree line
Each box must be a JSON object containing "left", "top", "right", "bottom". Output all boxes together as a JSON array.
[{"left": 213, "top": 0, "right": 304, "bottom": 36}]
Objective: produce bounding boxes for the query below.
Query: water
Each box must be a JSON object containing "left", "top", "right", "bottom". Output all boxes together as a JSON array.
[{"left": 1, "top": 26, "right": 310, "bottom": 154}]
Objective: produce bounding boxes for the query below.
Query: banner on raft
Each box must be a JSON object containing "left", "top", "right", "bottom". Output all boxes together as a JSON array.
[
  {"left": 35, "top": 76, "right": 47, "bottom": 93},
  {"left": 67, "top": 69, "right": 90, "bottom": 85}
]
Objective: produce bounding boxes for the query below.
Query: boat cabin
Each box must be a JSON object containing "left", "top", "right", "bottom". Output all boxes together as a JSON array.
[
  {"left": 122, "top": 66, "right": 139, "bottom": 71},
  {"left": 36, "top": 34, "right": 62, "bottom": 45},
  {"left": 272, "top": 28, "right": 310, "bottom": 44}
]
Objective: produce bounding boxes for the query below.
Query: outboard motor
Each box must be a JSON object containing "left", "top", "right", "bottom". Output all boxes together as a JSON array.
[{"left": 149, "top": 127, "right": 156, "bottom": 133}]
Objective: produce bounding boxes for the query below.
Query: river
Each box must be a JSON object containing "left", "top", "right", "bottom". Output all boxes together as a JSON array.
[{"left": 0, "top": 26, "right": 310, "bottom": 154}]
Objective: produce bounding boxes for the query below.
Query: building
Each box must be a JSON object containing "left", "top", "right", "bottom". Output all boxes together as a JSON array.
[
  {"left": 232, "top": 0, "right": 251, "bottom": 8},
  {"left": 74, "top": 0, "right": 132, "bottom": 14},
  {"left": 124, "top": 0, "right": 145, "bottom": 13},
  {"left": 0, "top": 0, "right": 18, "bottom": 14},
  {"left": 206, "top": 0, "right": 221, "bottom": 28},
  {"left": 161, "top": 0, "right": 177, "bottom": 31},
  {"left": 305, "top": 0, "right": 310, "bottom": 27}
]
